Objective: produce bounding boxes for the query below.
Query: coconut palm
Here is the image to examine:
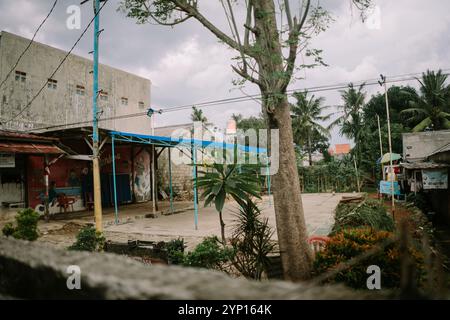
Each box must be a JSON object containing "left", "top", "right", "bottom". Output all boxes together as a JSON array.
[
  {"left": 191, "top": 106, "right": 208, "bottom": 123},
  {"left": 401, "top": 70, "right": 450, "bottom": 131},
  {"left": 329, "top": 83, "right": 366, "bottom": 139},
  {"left": 291, "top": 91, "right": 331, "bottom": 166},
  {"left": 329, "top": 83, "right": 366, "bottom": 165}
]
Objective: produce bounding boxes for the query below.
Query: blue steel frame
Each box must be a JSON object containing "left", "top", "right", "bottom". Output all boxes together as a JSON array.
[{"left": 109, "top": 130, "right": 269, "bottom": 229}]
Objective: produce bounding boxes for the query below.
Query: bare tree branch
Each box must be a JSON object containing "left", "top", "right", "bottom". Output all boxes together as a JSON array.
[
  {"left": 225, "top": 0, "right": 249, "bottom": 72},
  {"left": 281, "top": 0, "right": 311, "bottom": 90},
  {"left": 232, "top": 65, "right": 261, "bottom": 86},
  {"left": 244, "top": 0, "right": 253, "bottom": 47},
  {"left": 172, "top": 0, "right": 255, "bottom": 58},
  {"left": 295, "top": 0, "right": 310, "bottom": 32},
  {"left": 284, "top": 0, "right": 293, "bottom": 30}
]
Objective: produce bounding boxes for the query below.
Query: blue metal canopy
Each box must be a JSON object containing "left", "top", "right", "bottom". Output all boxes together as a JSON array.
[
  {"left": 109, "top": 130, "right": 267, "bottom": 154},
  {"left": 109, "top": 130, "right": 270, "bottom": 229}
]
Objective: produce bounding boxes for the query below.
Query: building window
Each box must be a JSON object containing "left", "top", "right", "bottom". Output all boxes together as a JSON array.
[
  {"left": 47, "top": 78, "right": 57, "bottom": 90},
  {"left": 15, "top": 71, "right": 26, "bottom": 82},
  {"left": 121, "top": 97, "right": 128, "bottom": 106},
  {"left": 76, "top": 85, "right": 85, "bottom": 96},
  {"left": 138, "top": 101, "right": 145, "bottom": 109},
  {"left": 99, "top": 91, "right": 108, "bottom": 101}
]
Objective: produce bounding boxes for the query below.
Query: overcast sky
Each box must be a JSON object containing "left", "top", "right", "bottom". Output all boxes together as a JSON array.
[{"left": 1, "top": 0, "right": 449, "bottom": 145}]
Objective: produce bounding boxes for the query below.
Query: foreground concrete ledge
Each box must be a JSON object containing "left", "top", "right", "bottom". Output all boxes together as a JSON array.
[{"left": 0, "top": 236, "right": 385, "bottom": 300}]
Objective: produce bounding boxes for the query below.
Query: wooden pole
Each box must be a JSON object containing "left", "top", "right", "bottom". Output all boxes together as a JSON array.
[{"left": 382, "top": 76, "right": 395, "bottom": 217}]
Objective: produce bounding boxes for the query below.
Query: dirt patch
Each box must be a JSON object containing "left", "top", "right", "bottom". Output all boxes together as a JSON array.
[{"left": 46, "top": 222, "right": 86, "bottom": 236}]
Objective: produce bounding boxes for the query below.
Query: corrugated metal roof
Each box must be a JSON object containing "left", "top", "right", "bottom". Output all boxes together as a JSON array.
[
  {"left": 428, "top": 142, "right": 450, "bottom": 157},
  {"left": 400, "top": 162, "right": 449, "bottom": 170},
  {"left": 0, "top": 142, "right": 64, "bottom": 154},
  {"left": 0, "top": 130, "right": 58, "bottom": 142}
]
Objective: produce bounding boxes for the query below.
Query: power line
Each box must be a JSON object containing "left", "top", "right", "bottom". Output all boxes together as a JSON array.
[
  {"left": 0, "top": 0, "right": 59, "bottom": 90},
  {"left": 1, "top": 0, "right": 110, "bottom": 126},
  {"left": 24, "top": 69, "right": 450, "bottom": 132}
]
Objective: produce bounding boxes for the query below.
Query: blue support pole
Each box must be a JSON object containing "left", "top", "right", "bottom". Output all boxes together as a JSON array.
[
  {"left": 112, "top": 135, "right": 119, "bottom": 224},
  {"left": 168, "top": 147, "right": 174, "bottom": 213},
  {"left": 266, "top": 154, "right": 272, "bottom": 206},
  {"left": 91, "top": 0, "right": 103, "bottom": 231},
  {"left": 92, "top": 0, "right": 99, "bottom": 144},
  {"left": 192, "top": 144, "right": 198, "bottom": 230}
]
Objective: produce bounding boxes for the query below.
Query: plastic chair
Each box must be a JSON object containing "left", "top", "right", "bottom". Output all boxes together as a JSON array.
[{"left": 308, "top": 236, "right": 330, "bottom": 254}]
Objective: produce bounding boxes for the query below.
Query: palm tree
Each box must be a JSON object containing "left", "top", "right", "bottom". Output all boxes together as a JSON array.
[
  {"left": 329, "top": 83, "right": 366, "bottom": 164},
  {"left": 401, "top": 70, "right": 450, "bottom": 131},
  {"left": 291, "top": 91, "right": 331, "bottom": 166},
  {"left": 196, "top": 163, "right": 261, "bottom": 244},
  {"left": 191, "top": 106, "right": 208, "bottom": 123},
  {"left": 231, "top": 113, "right": 243, "bottom": 124}
]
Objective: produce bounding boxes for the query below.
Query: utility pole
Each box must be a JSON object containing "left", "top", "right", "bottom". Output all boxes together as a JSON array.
[
  {"left": 379, "top": 75, "right": 395, "bottom": 217},
  {"left": 376, "top": 114, "right": 383, "bottom": 158},
  {"left": 376, "top": 114, "right": 384, "bottom": 180},
  {"left": 92, "top": 0, "right": 103, "bottom": 231},
  {"left": 147, "top": 108, "right": 161, "bottom": 214}
]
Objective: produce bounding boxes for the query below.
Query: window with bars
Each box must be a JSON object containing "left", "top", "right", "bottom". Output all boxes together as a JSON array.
[
  {"left": 15, "top": 71, "right": 26, "bottom": 82},
  {"left": 47, "top": 78, "right": 57, "bottom": 90},
  {"left": 121, "top": 97, "right": 128, "bottom": 106},
  {"left": 76, "top": 85, "right": 85, "bottom": 96},
  {"left": 138, "top": 101, "right": 145, "bottom": 109}
]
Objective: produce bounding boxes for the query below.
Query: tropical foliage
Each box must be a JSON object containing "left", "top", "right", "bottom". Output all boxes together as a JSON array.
[
  {"left": 196, "top": 163, "right": 261, "bottom": 243},
  {"left": 230, "top": 200, "right": 276, "bottom": 280},
  {"left": 331, "top": 198, "right": 395, "bottom": 234},
  {"left": 183, "top": 236, "right": 234, "bottom": 270},
  {"left": 191, "top": 106, "right": 208, "bottom": 123},
  {"left": 2, "top": 208, "right": 40, "bottom": 241},
  {"left": 291, "top": 91, "right": 331, "bottom": 166},
  {"left": 69, "top": 225, "right": 105, "bottom": 252},
  {"left": 401, "top": 70, "right": 450, "bottom": 131},
  {"left": 313, "top": 228, "right": 424, "bottom": 289}
]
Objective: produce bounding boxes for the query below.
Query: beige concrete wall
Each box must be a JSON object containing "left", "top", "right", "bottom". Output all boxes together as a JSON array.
[
  {"left": 158, "top": 147, "right": 194, "bottom": 197},
  {"left": 403, "top": 130, "right": 450, "bottom": 162},
  {"left": 0, "top": 31, "right": 151, "bottom": 135}
]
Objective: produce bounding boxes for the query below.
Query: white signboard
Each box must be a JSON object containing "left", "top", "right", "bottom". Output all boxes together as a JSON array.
[
  {"left": 422, "top": 169, "right": 448, "bottom": 190},
  {"left": 0, "top": 153, "right": 15, "bottom": 168}
]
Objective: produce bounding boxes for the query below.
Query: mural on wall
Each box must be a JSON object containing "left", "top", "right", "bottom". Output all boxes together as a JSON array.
[
  {"left": 134, "top": 149, "right": 151, "bottom": 202},
  {"left": 27, "top": 156, "right": 85, "bottom": 214}
]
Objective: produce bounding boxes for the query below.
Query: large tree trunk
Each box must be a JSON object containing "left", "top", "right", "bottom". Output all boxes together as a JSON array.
[
  {"left": 253, "top": 0, "right": 314, "bottom": 281},
  {"left": 266, "top": 97, "right": 314, "bottom": 281}
]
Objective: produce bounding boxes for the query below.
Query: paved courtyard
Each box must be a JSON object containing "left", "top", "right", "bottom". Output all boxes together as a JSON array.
[
  {"left": 102, "top": 193, "right": 356, "bottom": 250},
  {"left": 1, "top": 193, "right": 358, "bottom": 250}
]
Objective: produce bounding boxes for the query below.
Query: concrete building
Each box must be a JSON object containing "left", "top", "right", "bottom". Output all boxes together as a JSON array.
[
  {"left": 0, "top": 31, "right": 154, "bottom": 214},
  {"left": 402, "top": 130, "right": 450, "bottom": 163},
  {"left": 401, "top": 130, "right": 450, "bottom": 225},
  {"left": 0, "top": 31, "right": 151, "bottom": 134}
]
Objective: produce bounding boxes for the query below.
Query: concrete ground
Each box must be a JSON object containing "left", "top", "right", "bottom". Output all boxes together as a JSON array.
[
  {"left": 104, "top": 193, "right": 352, "bottom": 250},
  {"left": 1, "top": 193, "right": 358, "bottom": 250}
]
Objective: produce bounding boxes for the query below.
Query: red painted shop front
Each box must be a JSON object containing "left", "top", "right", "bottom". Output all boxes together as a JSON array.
[{"left": 26, "top": 145, "right": 146, "bottom": 213}]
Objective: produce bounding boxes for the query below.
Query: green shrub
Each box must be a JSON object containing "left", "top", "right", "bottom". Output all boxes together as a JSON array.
[
  {"left": 3, "top": 208, "right": 40, "bottom": 241},
  {"left": 69, "top": 225, "right": 105, "bottom": 252},
  {"left": 230, "top": 201, "right": 276, "bottom": 280},
  {"left": 2, "top": 222, "right": 15, "bottom": 237},
  {"left": 331, "top": 199, "right": 395, "bottom": 234},
  {"left": 166, "top": 238, "right": 185, "bottom": 265},
  {"left": 183, "top": 236, "right": 234, "bottom": 270},
  {"left": 313, "top": 228, "right": 424, "bottom": 289}
]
